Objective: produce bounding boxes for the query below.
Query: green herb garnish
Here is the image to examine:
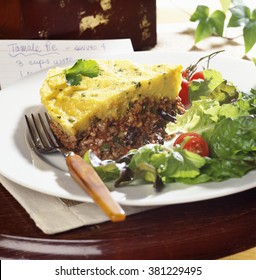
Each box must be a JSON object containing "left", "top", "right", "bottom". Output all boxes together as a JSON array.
[
  {"left": 68, "top": 117, "right": 75, "bottom": 123},
  {"left": 65, "top": 59, "right": 100, "bottom": 86}
]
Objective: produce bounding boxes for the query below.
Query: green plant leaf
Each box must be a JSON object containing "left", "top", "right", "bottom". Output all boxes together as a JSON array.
[
  {"left": 190, "top": 5, "right": 209, "bottom": 21},
  {"left": 194, "top": 19, "right": 214, "bottom": 43},
  {"left": 228, "top": 5, "right": 251, "bottom": 27},
  {"left": 252, "top": 8, "right": 256, "bottom": 20},
  {"left": 220, "top": 0, "right": 231, "bottom": 12},
  {"left": 83, "top": 150, "right": 121, "bottom": 182},
  {"left": 243, "top": 20, "right": 256, "bottom": 53},
  {"left": 191, "top": 6, "right": 226, "bottom": 43},
  {"left": 209, "top": 10, "right": 226, "bottom": 36},
  {"left": 190, "top": 3, "right": 256, "bottom": 56},
  {"left": 232, "top": 0, "right": 245, "bottom": 5},
  {"left": 208, "top": 116, "right": 256, "bottom": 158}
]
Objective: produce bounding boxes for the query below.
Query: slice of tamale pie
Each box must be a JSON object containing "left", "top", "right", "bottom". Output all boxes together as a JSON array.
[{"left": 40, "top": 59, "right": 183, "bottom": 160}]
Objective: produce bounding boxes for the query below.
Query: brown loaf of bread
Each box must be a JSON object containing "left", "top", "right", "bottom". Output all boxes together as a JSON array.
[{"left": 0, "top": 0, "right": 156, "bottom": 51}]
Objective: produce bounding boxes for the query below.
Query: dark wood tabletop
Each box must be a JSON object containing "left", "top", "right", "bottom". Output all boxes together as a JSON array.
[{"left": 1, "top": 182, "right": 256, "bottom": 260}]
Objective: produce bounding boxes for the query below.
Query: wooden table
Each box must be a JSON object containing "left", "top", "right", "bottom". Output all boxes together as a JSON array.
[{"left": 1, "top": 182, "right": 256, "bottom": 260}]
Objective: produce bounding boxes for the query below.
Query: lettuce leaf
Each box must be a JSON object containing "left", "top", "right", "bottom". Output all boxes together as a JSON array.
[
  {"left": 166, "top": 99, "right": 220, "bottom": 135},
  {"left": 166, "top": 87, "right": 254, "bottom": 136},
  {"left": 125, "top": 144, "right": 206, "bottom": 189},
  {"left": 206, "top": 115, "right": 256, "bottom": 158},
  {"left": 166, "top": 85, "right": 256, "bottom": 184},
  {"left": 188, "top": 69, "right": 239, "bottom": 104},
  {"left": 180, "top": 157, "right": 254, "bottom": 184},
  {"left": 128, "top": 144, "right": 206, "bottom": 180},
  {"left": 83, "top": 150, "right": 122, "bottom": 182}
]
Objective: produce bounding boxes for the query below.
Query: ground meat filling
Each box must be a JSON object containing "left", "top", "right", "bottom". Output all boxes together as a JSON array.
[{"left": 50, "top": 97, "right": 184, "bottom": 160}]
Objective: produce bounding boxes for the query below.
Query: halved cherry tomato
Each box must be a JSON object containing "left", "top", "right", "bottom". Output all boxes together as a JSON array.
[
  {"left": 190, "top": 71, "right": 204, "bottom": 81},
  {"left": 179, "top": 70, "right": 205, "bottom": 107},
  {"left": 182, "top": 69, "right": 189, "bottom": 78},
  {"left": 174, "top": 132, "right": 201, "bottom": 144},
  {"left": 173, "top": 132, "right": 209, "bottom": 157},
  {"left": 178, "top": 78, "right": 189, "bottom": 106}
]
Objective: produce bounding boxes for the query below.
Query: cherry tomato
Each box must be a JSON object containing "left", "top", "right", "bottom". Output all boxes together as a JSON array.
[
  {"left": 179, "top": 79, "right": 189, "bottom": 106},
  {"left": 182, "top": 69, "right": 189, "bottom": 78},
  {"left": 190, "top": 71, "right": 204, "bottom": 81},
  {"left": 174, "top": 132, "right": 209, "bottom": 157},
  {"left": 179, "top": 70, "right": 205, "bottom": 107},
  {"left": 174, "top": 132, "right": 201, "bottom": 145}
]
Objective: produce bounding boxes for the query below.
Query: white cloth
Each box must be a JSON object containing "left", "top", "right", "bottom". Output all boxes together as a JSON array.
[{"left": 0, "top": 174, "right": 156, "bottom": 234}]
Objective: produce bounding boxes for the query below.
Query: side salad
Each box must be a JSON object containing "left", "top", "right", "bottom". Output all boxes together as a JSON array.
[{"left": 83, "top": 52, "right": 256, "bottom": 192}]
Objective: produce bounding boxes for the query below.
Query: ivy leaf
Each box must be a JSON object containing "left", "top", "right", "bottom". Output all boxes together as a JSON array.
[
  {"left": 194, "top": 19, "right": 214, "bottom": 43},
  {"left": 190, "top": 5, "right": 209, "bottom": 21},
  {"left": 65, "top": 59, "right": 100, "bottom": 86},
  {"left": 252, "top": 8, "right": 256, "bottom": 21},
  {"left": 190, "top": 5, "right": 226, "bottom": 43},
  {"left": 220, "top": 0, "right": 231, "bottom": 13},
  {"left": 209, "top": 10, "right": 226, "bottom": 36},
  {"left": 243, "top": 20, "right": 256, "bottom": 53},
  {"left": 228, "top": 5, "right": 251, "bottom": 27},
  {"left": 190, "top": 2, "right": 256, "bottom": 56},
  {"left": 228, "top": 5, "right": 256, "bottom": 53}
]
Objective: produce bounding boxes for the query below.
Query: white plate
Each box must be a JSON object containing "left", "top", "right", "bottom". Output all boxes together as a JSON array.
[{"left": 0, "top": 51, "right": 256, "bottom": 206}]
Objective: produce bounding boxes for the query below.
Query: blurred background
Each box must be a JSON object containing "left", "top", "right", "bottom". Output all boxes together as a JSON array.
[
  {"left": 157, "top": 0, "right": 255, "bottom": 23},
  {"left": 0, "top": 0, "right": 255, "bottom": 52}
]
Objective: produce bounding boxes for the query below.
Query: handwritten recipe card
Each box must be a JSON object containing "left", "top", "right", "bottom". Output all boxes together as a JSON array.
[{"left": 0, "top": 39, "right": 133, "bottom": 89}]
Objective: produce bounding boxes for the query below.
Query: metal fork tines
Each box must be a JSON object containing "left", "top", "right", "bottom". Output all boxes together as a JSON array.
[
  {"left": 25, "top": 113, "right": 56, "bottom": 153},
  {"left": 25, "top": 113, "right": 71, "bottom": 157},
  {"left": 25, "top": 113, "right": 126, "bottom": 222}
]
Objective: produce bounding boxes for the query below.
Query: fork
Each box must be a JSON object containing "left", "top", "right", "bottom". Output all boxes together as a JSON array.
[{"left": 25, "top": 113, "right": 126, "bottom": 222}]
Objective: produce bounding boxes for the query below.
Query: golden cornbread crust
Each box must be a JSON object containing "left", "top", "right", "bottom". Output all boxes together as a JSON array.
[
  {"left": 41, "top": 59, "right": 183, "bottom": 160},
  {"left": 49, "top": 96, "right": 184, "bottom": 160}
]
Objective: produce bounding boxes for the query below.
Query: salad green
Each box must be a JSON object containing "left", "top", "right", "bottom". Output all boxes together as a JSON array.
[{"left": 83, "top": 67, "right": 256, "bottom": 191}]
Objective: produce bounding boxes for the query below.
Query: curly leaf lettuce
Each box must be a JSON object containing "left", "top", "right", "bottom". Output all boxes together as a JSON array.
[
  {"left": 166, "top": 85, "right": 256, "bottom": 184},
  {"left": 189, "top": 69, "right": 239, "bottom": 104},
  {"left": 128, "top": 144, "right": 206, "bottom": 181},
  {"left": 205, "top": 115, "right": 256, "bottom": 158}
]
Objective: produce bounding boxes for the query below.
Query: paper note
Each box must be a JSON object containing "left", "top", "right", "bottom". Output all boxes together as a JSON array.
[{"left": 0, "top": 39, "right": 133, "bottom": 89}]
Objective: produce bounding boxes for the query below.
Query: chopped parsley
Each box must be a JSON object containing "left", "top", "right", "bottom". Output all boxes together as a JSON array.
[
  {"left": 65, "top": 59, "right": 100, "bottom": 86},
  {"left": 68, "top": 117, "right": 75, "bottom": 123}
]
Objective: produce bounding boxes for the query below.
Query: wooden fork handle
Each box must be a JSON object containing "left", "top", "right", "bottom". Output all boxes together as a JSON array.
[{"left": 66, "top": 154, "right": 126, "bottom": 222}]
